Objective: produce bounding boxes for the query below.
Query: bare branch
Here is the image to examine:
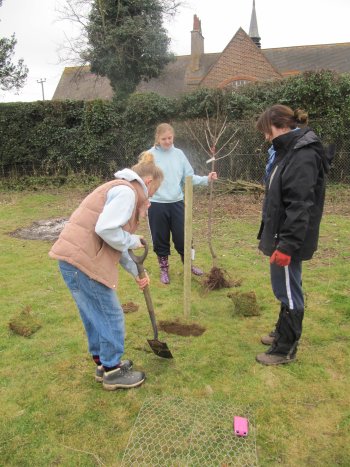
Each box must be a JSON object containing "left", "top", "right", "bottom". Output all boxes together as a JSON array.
[
  {"left": 204, "top": 129, "right": 212, "bottom": 152},
  {"left": 185, "top": 122, "right": 211, "bottom": 156},
  {"left": 212, "top": 140, "right": 240, "bottom": 162},
  {"left": 205, "top": 109, "right": 215, "bottom": 141},
  {"left": 55, "top": 0, "right": 91, "bottom": 64},
  {"left": 215, "top": 116, "right": 228, "bottom": 143},
  {"left": 161, "top": 0, "right": 185, "bottom": 18},
  {"left": 214, "top": 129, "right": 239, "bottom": 157}
]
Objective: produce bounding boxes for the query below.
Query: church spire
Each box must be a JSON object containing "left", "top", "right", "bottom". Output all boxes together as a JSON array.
[{"left": 249, "top": 0, "right": 261, "bottom": 48}]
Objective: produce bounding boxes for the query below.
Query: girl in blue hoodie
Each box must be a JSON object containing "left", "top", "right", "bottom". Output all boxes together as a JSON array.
[{"left": 148, "top": 123, "right": 217, "bottom": 284}]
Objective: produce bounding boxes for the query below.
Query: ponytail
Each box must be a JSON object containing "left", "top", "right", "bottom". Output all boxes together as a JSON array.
[
  {"left": 257, "top": 105, "right": 309, "bottom": 134},
  {"left": 132, "top": 151, "right": 164, "bottom": 184}
]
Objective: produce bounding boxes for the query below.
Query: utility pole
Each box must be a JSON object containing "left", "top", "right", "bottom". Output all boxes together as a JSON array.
[{"left": 37, "top": 78, "right": 46, "bottom": 100}]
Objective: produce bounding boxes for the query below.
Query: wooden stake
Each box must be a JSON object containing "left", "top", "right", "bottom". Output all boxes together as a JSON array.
[
  {"left": 207, "top": 147, "right": 218, "bottom": 268},
  {"left": 184, "top": 176, "right": 193, "bottom": 318}
]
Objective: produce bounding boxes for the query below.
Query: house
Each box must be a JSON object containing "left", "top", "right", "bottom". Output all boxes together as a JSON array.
[{"left": 52, "top": 1, "right": 350, "bottom": 101}]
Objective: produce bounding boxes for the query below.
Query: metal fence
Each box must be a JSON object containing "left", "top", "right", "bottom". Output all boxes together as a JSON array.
[{"left": 175, "top": 120, "right": 349, "bottom": 184}]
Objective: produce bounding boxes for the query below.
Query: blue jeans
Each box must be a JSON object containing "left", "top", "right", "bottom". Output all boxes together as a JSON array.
[{"left": 58, "top": 260, "right": 125, "bottom": 367}]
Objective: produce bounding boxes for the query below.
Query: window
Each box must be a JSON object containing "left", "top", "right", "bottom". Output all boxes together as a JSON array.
[{"left": 226, "top": 79, "right": 250, "bottom": 89}]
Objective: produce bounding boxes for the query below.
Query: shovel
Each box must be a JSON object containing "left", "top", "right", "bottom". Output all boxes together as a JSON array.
[{"left": 128, "top": 239, "right": 173, "bottom": 359}]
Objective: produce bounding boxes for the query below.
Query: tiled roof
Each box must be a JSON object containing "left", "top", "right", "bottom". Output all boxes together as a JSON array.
[
  {"left": 52, "top": 66, "right": 114, "bottom": 101},
  {"left": 200, "top": 28, "right": 281, "bottom": 88},
  {"left": 52, "top": 55, "right": 220, "bottom": 101},
  {"left": 263, "top": 42, "right": 350, "bottom": 75},
  {"left": 136, "top": 54, "right": 219, "bottom": 96},
  {"left": 52, "top": 36, "right": 350, "bottom": 101}
]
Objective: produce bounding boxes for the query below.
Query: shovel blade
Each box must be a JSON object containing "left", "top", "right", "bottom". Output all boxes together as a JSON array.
[{"left": 147, "top": 339, "right": 173, "bottom": 359}]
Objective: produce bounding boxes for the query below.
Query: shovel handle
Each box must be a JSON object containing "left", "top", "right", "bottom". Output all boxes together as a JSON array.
[
  {"left": 128, "top": 239, "right": 158, "bottom": 340},
  {"left": 128, "top": 237, "right": 148, "bottom": 265}
]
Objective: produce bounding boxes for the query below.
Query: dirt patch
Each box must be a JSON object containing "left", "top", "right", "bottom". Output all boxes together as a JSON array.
[
  {"left": 9, "top": 305, "right": 41, "bottom": 337},
  {"left": 158, "top": 319, "right": 206, "bottom": 337},
  {"left": 195, "top": 192, "right": 262, "bottom": 219},
  {"left": 9, "top": 217, "right": 68, "bottom": 242},
  {"left": 122, "top": 302, "right": 139, "bottom": 313}
]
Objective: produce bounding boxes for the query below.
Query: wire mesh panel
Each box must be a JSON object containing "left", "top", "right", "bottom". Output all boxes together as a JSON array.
[{"left": 121, "top": 396, "right": 258, "bottom": 467}]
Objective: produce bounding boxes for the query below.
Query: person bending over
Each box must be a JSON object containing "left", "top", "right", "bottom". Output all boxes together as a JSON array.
[{"left": 49, "top": 152, "right": 163, "bottom": 389}]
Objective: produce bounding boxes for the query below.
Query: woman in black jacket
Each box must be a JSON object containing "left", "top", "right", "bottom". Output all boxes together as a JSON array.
[{"left": 255, "top": 105, "right": 332, "bottom": 365}]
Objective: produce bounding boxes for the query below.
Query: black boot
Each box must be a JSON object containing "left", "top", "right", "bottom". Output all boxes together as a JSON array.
[{"left": 256, "top": 304, "right": 304, "bottom": 365}]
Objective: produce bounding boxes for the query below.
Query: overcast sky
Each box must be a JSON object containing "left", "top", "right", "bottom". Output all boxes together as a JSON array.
[{"left": 1, "top": 0, "right": 350, "bottom": 103}]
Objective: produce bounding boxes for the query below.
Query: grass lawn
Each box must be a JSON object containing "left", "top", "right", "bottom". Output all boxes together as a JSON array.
[{"left": 0, "top": 184, "right": 349, "bottom": 466}]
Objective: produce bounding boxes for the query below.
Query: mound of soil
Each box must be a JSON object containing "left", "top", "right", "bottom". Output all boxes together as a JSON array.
[
  {"left": 158, "top": 319, "right": 206, "bottom": 337},
  {"left": 122, "top": 302, "right": 139, "bottom": 313}
]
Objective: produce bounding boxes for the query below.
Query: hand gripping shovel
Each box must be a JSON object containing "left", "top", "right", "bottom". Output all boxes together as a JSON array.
[{"left": 128, "top": 239, "right": 173, "bottom": 359}]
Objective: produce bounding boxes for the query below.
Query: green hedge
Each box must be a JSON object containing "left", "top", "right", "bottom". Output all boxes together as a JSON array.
[{"left": 1, "top": 71, "right": 349, "bottom": 181}]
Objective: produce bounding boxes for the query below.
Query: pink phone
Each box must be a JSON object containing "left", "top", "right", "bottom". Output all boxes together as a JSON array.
[{"left": 233, "top": 416, "right": 249, "bottom": 437}]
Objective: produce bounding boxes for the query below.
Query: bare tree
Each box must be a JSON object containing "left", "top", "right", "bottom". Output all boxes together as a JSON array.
[
  {"left": 185, "top": 101, "right": 239, "bottom": 290},
  {"left": 55, "top": 0, "right": 91, "bottom": 66}
]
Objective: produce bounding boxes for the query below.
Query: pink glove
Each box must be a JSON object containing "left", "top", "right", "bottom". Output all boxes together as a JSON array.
[{"left": 270, "top": 250, "right": 291, "bottom": 267}]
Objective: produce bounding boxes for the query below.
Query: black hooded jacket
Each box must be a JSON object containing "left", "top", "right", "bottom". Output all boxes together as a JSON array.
[{"left": 257, "top": 127, "right": 332, "bottom": 260}]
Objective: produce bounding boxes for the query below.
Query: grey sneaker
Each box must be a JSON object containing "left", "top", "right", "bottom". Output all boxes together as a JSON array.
[
  {"left": 261, "top": 331, "right": 276, "bottom": 346},
  {"left": 103, "top": 367, "right": 146, "bottom": 390},
  {"left": 95, "top": 359, "right": 133, "bottom": 382},
  {"left": 256, "top": 351, "right": 296, "bottom": 365}
]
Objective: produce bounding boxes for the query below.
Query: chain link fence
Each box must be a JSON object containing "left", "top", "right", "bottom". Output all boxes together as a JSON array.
[
  {"left": 174, "top": 120, "right": 349, "bottom": 184},
  {"left": 121, "top": 396, "right": 258, "bottom": 467},
  {"left": 0, "top": 120, "right": 349, "bottom": 184}
]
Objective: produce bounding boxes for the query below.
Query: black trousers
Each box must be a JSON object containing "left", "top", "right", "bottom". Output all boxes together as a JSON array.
[{"left": 148, "top": 201, "right": 184, "bottom": 257}]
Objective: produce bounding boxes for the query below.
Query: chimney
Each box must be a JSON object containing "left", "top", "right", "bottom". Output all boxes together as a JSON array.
[{"left": 191, "top": 14, "right": 204, "bottom": 71}]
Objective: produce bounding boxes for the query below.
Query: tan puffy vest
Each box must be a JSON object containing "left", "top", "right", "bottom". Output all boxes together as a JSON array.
[{"left": 49, "top": 179, "right": 148, "bottom": 289}]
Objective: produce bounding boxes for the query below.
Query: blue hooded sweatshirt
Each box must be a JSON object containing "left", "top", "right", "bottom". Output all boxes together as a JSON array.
[{"left": 148, "top": 145, "right": 209, "bottom": 203}]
